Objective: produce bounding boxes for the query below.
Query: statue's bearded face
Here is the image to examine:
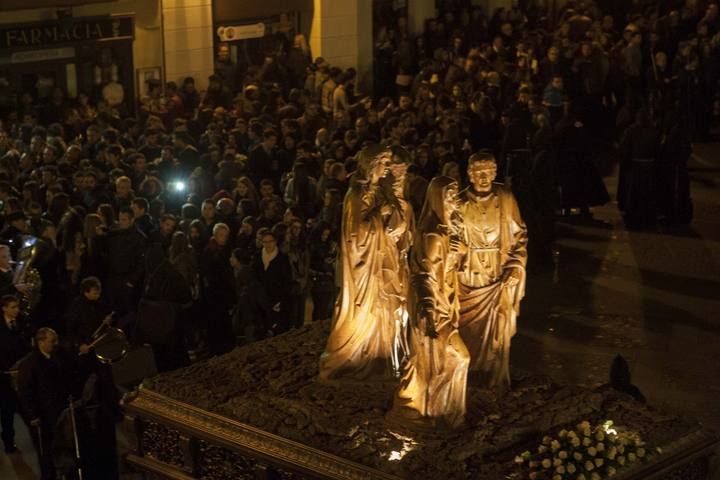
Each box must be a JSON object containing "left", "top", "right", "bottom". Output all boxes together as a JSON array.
[{"left": 468, "top": 162, "right": 497, "bottom": 193}]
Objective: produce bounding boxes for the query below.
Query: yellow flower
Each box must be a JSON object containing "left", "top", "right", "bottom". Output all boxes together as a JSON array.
[
  {"left": 559, "top": 429, "right": 568, "bottom": 438},
  {"left": 587, "top": 447, "right": 597, "bottom": 457},
  {"left": 573, "top": 452, "right": 583, "bottom": 461},
  {"left": 538, "top": 446, "right": 548, "bottom": 454},
  {"left": 637, "top": 447, "right": 646, "bottom": 458},
  {"left": 542, "top": 459, "right": 552, "bottom": 469},
  {"left": 529, "top": 473, "right": 538, "bottom": 480},
  {"left": 551, "top": 440, "right": 561, "bottom": 451},
  {"left": 543, "top": 436, "right": 553, "bottom": 445},
  {"left": 594, "top": 458, "right": 604, "bottom": 468},
  {"left": 585, "top": 460, "right": 595, "bottom": 471},
  {"left": 567, "top": 463, "right": 577, "bottom": 474},
  {"left": 618, "top": 455, "right": 626, "bottom": 466},
  {"left": 572, "top": 437, "right": 581, "bottom": 447},
  {"left": 617, "top": 444, "right": 625, "bottom": 454},
  {"left": 583, "top": 428, "right": 592, "bottom": 437},
  {"left": 578, "top": 421, "right": 591, "bottom": 431},
  {"left": 596, "top": 443, "right": 605, "bottom": 452},
  {"left": 568, "top": 430, "right": 578, "bottom": 439},
  {"left": 577, "top": 475, "right": 587, "bottom": 480},
  {"left": 628, "top": 452, "right": 637, "bottom": 463},
  {"left": 608, "top": 466, "right": 617, "bottom": 477},
  {"left": 591, "top": 473, "right": 601, "bottom": 480},
  {"left": 595, "top": 430, "right": 605, "bottom": 441},
  {"left": 583, "top": 437, "right": 593, "bottom": 447},
  {"left": 556, "top": 465, "right": 566, "bottom": 474},
  {"left": 558, "top": 451, "right": 568, "bottom": 460}
]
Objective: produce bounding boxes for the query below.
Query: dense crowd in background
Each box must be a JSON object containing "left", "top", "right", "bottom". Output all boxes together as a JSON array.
[{"left": 0, "top": 0, "right": 708, "bottom": 477}]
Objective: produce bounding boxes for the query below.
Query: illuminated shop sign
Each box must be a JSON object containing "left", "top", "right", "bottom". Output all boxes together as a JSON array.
[{"left": 0, "top": 16, "right": 133, "bottom": 49}]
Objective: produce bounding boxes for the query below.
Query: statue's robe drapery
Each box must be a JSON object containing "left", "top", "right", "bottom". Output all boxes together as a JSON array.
[
  {"left": 458, "top": 185, "right": 527, "bottom": 389},
  {"left": 384, "top": 198, "right": 414, "bottom": 376},
  {"left": 389, "top": 180, "right": 469, "bottom": 430},
  {"left": 318, "top": 183, "right": 396, "bottom": 382}
]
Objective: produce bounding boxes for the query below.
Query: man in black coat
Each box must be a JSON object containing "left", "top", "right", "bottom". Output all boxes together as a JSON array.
[
  {"left": 17, "top": 327, "right": 76, "bottom": 480},
  {"left": 147, "top": 214, "right": 177, "bottom": 254},
  {"left": 63, "top": 276, "right": 113, "bottom": 353},
  {"left": 100, "top": 206, "right": 147, "bottom": 316},
  {"left": 62, "top": 278, "right": 122, "bottom": 480},
  {"left": 200, "top": 223, "right": 235, "bottom": 355},
  {"left": 138, "top": 244, "right": 192, "bottom": 371},
  {"left": 173, "top": 130, "right": 200, "bottom": 178},
  {"left": 0, "top": 295, "right": 31, "bottom": 454},
  {"left": 131, "top": 197, "right": 156, "bottom": 238},
  {"left": 138, "top": 128, "right": 163, "bottom": 163},
  {"left": 248, "top": 129, "right": 280, "bottom": 187},
  {"left": 252, "top": 230, "right": 292, "bottom": 334}
]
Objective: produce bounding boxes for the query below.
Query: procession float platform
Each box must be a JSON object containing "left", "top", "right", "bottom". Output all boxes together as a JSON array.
[{"left": 122, "top": 321, "right": 718, "bottom": 480}]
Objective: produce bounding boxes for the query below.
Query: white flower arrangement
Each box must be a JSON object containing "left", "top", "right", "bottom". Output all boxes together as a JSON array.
[{"left": 514, "top": 420, "right": 650, "bottom": 479}]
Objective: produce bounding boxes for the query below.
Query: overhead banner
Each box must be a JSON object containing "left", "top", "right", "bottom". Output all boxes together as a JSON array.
[{"left": 217, "top": 23, "right": 266, "bottom": 42}]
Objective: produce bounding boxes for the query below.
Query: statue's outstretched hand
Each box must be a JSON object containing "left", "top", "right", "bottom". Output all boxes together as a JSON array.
[{"left": 449, "top": 237, "right": 468, "bottom": 255}]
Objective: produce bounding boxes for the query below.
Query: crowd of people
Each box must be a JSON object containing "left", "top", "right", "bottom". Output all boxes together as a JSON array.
[{"left": 0, "top": 0, "right": 706, "bottom": 478}]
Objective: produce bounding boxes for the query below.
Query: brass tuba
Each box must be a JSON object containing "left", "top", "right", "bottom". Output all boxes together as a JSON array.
[{"left": 13, "top": 235, "right": 43, "bottom": 315}]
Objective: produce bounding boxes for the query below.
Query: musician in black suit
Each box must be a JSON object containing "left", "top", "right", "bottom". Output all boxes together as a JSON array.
[
  {"left": 252, "top": 230, "right": 292, "bottom": 334},
  {"left": 17, "top": 327, "right": 76, "bottom": 480},
  {"left": 0, "top": 295, "right": 31, "bottom": 454},
  {"left": 63, "top": 276, "right": 113, "bottom": 355}
]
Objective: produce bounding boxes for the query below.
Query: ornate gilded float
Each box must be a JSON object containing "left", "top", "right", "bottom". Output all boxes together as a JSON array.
[{"left": 122, "top": 322, "right": 718, "bottom": 479}]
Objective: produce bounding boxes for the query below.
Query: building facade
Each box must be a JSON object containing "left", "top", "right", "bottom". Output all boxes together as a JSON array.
[{"left": 0, "top": 0, "right": 516, "bottom": 111}]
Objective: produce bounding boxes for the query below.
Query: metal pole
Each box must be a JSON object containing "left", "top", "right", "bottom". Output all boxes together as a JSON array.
[
  {"left": 68, "top": 396, "right": 83, "bottom": 480},
  {"left": 35, "top": 423, "right": 43, "bottom": 459}
]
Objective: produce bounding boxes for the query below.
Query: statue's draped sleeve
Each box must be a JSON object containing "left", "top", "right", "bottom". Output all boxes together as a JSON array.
[{"left": 499, "top": 187, "right": 528, "bottom": 317}]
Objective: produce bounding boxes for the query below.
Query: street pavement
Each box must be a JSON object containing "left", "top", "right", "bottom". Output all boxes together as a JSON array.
[{"left": 515, "top": 144, "right": 720, "bottom": 478}]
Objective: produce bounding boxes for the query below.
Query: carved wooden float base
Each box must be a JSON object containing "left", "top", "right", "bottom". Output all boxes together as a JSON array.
[
  {"left": 121, "top": 322, "right": 719, "bottom": 479},
  {"left": 123, "top": 386, "right": 400, "bottom": 479}
]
